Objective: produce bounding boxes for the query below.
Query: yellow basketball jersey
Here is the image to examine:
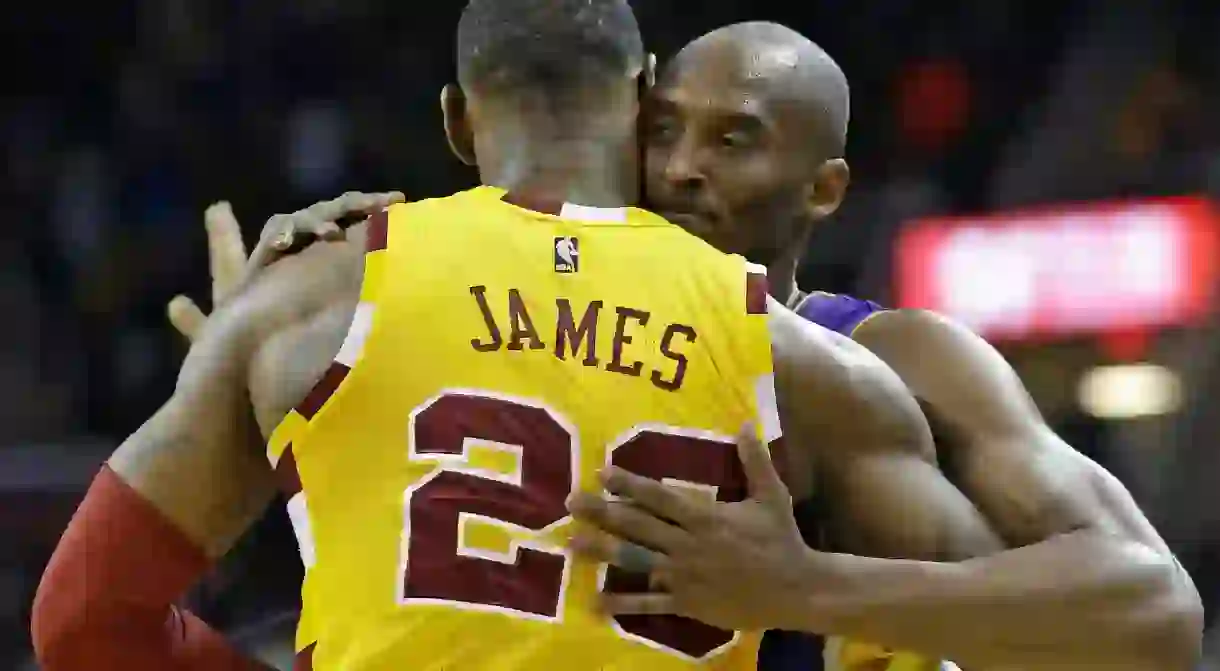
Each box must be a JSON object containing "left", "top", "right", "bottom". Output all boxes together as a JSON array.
[{"left": 267, "top": 186, "right": 780, "bottom": 670}]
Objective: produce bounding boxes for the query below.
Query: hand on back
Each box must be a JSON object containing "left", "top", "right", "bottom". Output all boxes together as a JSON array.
[
  {"left": 568, "top": 424, "right": 815, "bottom": 632},
  {"left": 166, "top": 191, "right": 405, "bottom": 343}
]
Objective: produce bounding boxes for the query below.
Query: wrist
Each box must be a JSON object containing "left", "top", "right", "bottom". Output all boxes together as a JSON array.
[
  {"left": 790, "top": 547, "right": 851, "bottom": 633},
  {"left": 794, "top": 548, "right": 972, "bottom": 635}
]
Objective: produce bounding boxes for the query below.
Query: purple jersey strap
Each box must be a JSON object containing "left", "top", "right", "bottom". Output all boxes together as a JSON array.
[{"left": 792, "top": 291, "right": 885, "bottom": 336}]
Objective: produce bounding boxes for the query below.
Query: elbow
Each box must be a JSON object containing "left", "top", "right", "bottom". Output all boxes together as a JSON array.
[
  {"left": 30, "top": 572, "right": 88, "bottom": 668},
  {"left": 30, "top": 543, "right": 121, "bottom": 669},
  {"left": 1144, "top": 576, "right": 1204, "bottom": 670},
  {"left": 1123, "top": 547, "right": 1205, "bottom": 670},
  {"left": 31, "top": 573, "right": 168, "bottom": 670}
]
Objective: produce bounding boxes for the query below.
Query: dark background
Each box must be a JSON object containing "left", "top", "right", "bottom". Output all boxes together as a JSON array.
[{"left": 2, "top": 0, "right": 1219, "bottom": 667}]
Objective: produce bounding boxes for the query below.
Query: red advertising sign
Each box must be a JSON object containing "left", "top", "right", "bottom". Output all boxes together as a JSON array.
[{"left": 894, "top": 197, "right": 1220, "bottom": 341}]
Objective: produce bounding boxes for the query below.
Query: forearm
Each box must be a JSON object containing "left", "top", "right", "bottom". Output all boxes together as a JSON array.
[
  {"left": 803, "top": 529, "right": 1202, "bottom": 670},
  {"left": 32, "top": 466, "right": 274, "bottom": 671}
]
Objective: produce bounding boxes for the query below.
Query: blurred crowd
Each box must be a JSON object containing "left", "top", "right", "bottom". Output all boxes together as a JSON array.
[{"left": 3, "top": 0, "right": 1219, "bottom": 667}]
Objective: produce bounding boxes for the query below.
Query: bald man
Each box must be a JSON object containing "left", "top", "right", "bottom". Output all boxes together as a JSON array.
[{"left": 570, "top": 21, "right": 1203, "bottom": 671}]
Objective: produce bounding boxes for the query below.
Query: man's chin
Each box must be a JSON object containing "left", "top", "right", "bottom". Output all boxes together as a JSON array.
[
  {"left": 653, "top": 210, "right": 762, "bottom": 257},
  {"left": 659, "top": 211, "right": 725, "bottom": 243}
]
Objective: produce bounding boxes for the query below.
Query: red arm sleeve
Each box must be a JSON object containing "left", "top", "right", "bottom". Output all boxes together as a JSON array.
[
  {"left": 31, "top": 465, "right": 276, "bottom": 671},
  {"left": 295, "top": 642, "right": 316, "bottom": 670}
]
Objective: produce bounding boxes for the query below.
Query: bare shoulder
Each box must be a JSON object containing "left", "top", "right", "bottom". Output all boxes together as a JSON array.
[
  {"left": 849, "top": 307, "right": 980, "bottom": 357},
  {"left": 850, "top": 308, "right": 1038, "bottom": 436}
]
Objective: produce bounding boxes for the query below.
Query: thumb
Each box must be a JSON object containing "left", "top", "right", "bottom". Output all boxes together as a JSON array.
[
  {"left": 735, "top": 423, "right": 789, "bottom": 507},
  {"left": 167, "top": 296, "right": 207, "bottom": 342}
]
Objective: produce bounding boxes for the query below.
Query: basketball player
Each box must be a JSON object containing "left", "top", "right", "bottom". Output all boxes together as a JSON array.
[
  {"left": 569, "top": 22, "right": 1203, "bottom": 670},
  {"left": 31, "top": 2, "right": 1014, "bottom": 670}
]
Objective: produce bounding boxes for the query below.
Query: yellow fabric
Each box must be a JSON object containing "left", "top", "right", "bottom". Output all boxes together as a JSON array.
[{"left": 277, "top": 187, "right": 776, "bottom": 670}]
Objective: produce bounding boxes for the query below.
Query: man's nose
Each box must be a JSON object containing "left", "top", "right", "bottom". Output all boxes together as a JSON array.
[{"left": 663, "top": 139, "right": 707, "bottom": 191}]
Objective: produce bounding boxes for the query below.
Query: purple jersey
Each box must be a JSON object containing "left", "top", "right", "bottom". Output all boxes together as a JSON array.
[
  {"left": 758, "top": 291, "right": 887, "bottom": 671},
  {"left": 792, "top": 291, "right": 886, "bottom": 336}
]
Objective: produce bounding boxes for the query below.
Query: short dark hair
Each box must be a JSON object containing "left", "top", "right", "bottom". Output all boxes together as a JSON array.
[{"left": 456, "top": 0, "right": 644, "bottom": 96}]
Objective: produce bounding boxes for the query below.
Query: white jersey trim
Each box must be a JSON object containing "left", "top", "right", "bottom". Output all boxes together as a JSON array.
[
  {"left": 287, "top": 492, "right": 317, "bottom": 568},
  {"left": 335, "top": 301, "right": 375, "bottom": 367},
  {"left": 754, "top": 373, "right": 783, "bottom": 443},
  {"left": 559, "top": 202, "right": 627, "bottom": 221}
]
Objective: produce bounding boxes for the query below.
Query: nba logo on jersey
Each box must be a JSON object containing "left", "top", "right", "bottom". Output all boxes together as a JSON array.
[{"left": 554, "top": 236, "right": 579, "bottom": 273}]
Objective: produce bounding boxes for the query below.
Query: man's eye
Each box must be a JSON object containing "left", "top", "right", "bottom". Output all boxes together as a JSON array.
[{"left": 721, "top": 131, "right": 752, "bottom": 148}]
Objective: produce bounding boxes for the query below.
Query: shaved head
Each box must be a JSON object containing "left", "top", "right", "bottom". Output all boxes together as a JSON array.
[
  {"left": 643, "top": 22, "right": 852, "bottom": 269},
  {"left": 666, "top": 21, "right": 850, "bottom": 156}
]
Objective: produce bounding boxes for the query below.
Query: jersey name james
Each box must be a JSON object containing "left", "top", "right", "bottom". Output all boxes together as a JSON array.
[{"left": 468, "top": 285, "right": 697, "bottom": 392}]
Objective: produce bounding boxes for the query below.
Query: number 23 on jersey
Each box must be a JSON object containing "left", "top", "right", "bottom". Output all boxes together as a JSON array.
[{"left": 398, "top": 389, "right": 749, "bottom": 660}]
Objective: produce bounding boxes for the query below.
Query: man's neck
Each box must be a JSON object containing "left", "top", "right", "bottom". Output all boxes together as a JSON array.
[
  {"left": 767, "top": 255, "right": 802, "bottom": 309},
  {"left": 477, "top": 130, "right": 638, "bottom": 207}
]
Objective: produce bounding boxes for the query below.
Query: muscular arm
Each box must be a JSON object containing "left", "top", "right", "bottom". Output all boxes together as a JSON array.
[
  {"left": 796, "top": 309, "right": 1203, "bottom": 669},
  {"left": 769, "top": 301, "right": 1004, "bottom": 563}
]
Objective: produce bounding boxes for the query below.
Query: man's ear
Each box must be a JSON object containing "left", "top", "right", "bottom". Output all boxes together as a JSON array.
[
  {"left": 804, "top": 158, "right": 850, "bottom": 220},
  {"left": 441, "top": 84, "right": 476, "bottom": 166}
]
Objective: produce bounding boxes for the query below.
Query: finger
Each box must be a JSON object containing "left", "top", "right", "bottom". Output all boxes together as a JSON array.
[
  {"left": 567, "top": 492, "right": 686, "bottom": 553},
  {"left": 571, "top": 533, "right": 669, "bottom": 589},
  {"left": 290, "top": 217, "right": 348, "bottom": 246},
  {"left": 600, "top": 468, "right": 708, "bottom": 529},
  {"left": 613, "top": 541, "right": 664, "bottom": 575},
  {"left": 735, "top": 423, "right": 790, "bottom": 506},
  {"left": 245, "top": 212, "right": 342, "bottom": 280},
  {"left": 569, "top": 530, "right": 618, "bottom": 564},
  {"left": 270, "top": 224, "right": 297, "bottom": 251},
  {"left": 570, "top": 533, "right": 664, "bottom": 575},
  {"left": 204, "top": 202, "right": 247, "bottom": 302},
  {"left": 312, "top": 191, "right": 404, "bottom": 222},
  {"left": 649, "top": 564, "right": 673, "bottom": 591},
  {"left": 167, "top": 296, "right": 207, "bottom": 342},
  {"left": 313, "top": 219, "right": 345, "bottom": 241},
  {"left": 363, "top": 190, "right": 405, "bottom": 213},
  {"left": 247, "top": 215, "right": 295, "bottom": 269},
  {"left": 599, "top": 593, "right": 680, "bottom": 616},
  {"left": 285, "top": 209, "right": 347, "bottom": 243}
]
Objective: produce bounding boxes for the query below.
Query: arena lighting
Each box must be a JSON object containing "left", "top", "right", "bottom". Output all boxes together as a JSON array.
[
  {"left": 1078, "top": 363, "right": 1182, "bottom": 419},
  {"left": 893, "top": 197, "right": 1220, "bottom": 342}
]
